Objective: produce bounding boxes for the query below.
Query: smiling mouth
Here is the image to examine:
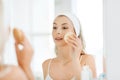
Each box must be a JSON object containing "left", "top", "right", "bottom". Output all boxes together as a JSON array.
[{"left": 55, "top": 37, "right": 63, "bottom": 40}]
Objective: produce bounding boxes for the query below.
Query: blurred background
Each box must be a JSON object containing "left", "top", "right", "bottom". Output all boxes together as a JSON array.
[{"left": 2, "top": 0, "right": 103, "bottom": 79}]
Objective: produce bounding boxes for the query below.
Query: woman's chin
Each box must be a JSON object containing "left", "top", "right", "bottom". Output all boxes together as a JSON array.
[{"left": 55, "top": 41, "right": 67, "bottom": 47}]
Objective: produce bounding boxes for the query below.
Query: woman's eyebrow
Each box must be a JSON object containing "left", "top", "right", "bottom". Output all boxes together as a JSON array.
[
  {"left": 53, "top": 23, "right": 68, "bottom": 25},
  {"left": 62, "top": 23, "right": 68, "bottom": 25}
]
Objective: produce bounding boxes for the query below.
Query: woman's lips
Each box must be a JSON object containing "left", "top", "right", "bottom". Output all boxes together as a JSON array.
[{"left": 55, "top": 37, "right": 63, "bottom": 41}]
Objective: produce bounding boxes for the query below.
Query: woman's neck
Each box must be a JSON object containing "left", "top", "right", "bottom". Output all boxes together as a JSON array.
[{"left": 56, "top": 45, "right": 74, "bottom": 64}]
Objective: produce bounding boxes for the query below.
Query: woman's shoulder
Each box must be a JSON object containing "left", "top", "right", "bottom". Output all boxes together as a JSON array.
[
  {"left": 42, "top": 58, "right": 53, "bottom": 78},
  {"left": 42, "top": 58, "right": 52, "bottom": 67},
  {"left": 82, "top": 54, "right": 95, "bottom": 62},
  {"left": 82, "top": 54, "right": 97, "bottom": 78},
  {"left": 10, "top": 65, "right": 28, "bottom": 80},
  {"left": 1, "top": 65, "right": 28, "bottom": 80},
  {"left": 83, "top": 54, "right": 94, "bottom": 59},
  {"left": 42, "top": 58, "right": 54, "bottom": 72}
]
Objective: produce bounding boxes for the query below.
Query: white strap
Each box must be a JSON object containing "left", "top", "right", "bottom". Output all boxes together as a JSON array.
[{"left": 48, "top": 59, "right": 52, "bottom": 74}]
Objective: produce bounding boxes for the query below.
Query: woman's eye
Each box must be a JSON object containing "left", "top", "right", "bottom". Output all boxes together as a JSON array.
[
  {"left": 53, "top": 26, "right": 57, "bottom": 29},
  {"left": 63, "top": 26, "right": 68, "bottom": 29}
]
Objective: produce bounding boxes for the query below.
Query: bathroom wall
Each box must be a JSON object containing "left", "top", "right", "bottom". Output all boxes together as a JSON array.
[{"left": 104, "top": 0, "right": 120, "bottom": 80}]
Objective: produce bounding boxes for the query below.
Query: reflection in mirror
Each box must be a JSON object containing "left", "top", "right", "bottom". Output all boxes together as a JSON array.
[
  {"left": 55, "top": 0, "right": 105, "bottom": 80},
  {"left": 1, "top": 0, "right": 105, "bottom": 80}
]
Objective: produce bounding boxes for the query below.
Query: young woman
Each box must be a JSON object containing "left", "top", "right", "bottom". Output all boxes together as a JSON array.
[
  {"left": 0, "top": 1, "right": 34, "bottom": 80},
  {"left": 42, "top": 12, "right": 96, "bottom": 80}
]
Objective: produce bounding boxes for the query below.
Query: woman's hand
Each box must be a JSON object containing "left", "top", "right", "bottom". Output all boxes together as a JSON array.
[
  {"left": 65, "top": 33, "right": 82, "bottom": 60},
  {"left": 14, "top": 30, "right": 33, "bottom": 68}
]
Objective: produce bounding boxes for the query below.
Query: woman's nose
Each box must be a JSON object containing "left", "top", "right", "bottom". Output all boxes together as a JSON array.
[{"left": 57, "top": 29, "right": 62, "bottom": 34}]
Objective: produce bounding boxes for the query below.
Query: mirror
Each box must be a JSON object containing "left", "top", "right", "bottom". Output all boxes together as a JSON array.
[{"left": 1, "top": 0, "right": 105, "bottom": 80}]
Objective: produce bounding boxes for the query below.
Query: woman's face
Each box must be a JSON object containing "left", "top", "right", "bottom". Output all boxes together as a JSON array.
[{"left": 52, "top": 16, "right": 75, "bottom": 46}]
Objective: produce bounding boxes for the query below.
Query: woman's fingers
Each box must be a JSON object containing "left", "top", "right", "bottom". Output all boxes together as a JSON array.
[
  {"left": 68, "top": 35, "right": 76, "bottom": 41},
  {"left": 67, "top": 35, "right": 80, "bottom": 47},
  {"left": 67, "top": 38, "right": 77, "bottom": 47},
  {"left": 67, "top": 39, "right": 77, "bottom": 48},
  {"left": 66, "top": 35, "right": 82, "bottom": 55}
]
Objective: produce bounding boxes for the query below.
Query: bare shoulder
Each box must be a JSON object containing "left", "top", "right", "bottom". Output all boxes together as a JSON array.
[
  {"left": 83, "top": 54, "right": 95, "bottom": 61},
  {"left": 42, "top": 58, "right": 53, "bottom": 72},
  {"left": 7, "top": 65, "right": 28, "bottom": 80},
  {"left": 42, "top": 59, "right": 52, "bottom": 68},
  {"left": 83, "top": 54, "right": 97, "bottom": 78},
  {"left": 0, "top": 65, "right": 27, "bottom": 80},
  {"left": 81, "top": 54, "right": 95, "bottom": 65},
  {"left": 42, "top": 58, "right": 52, "bottom": 79}
]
